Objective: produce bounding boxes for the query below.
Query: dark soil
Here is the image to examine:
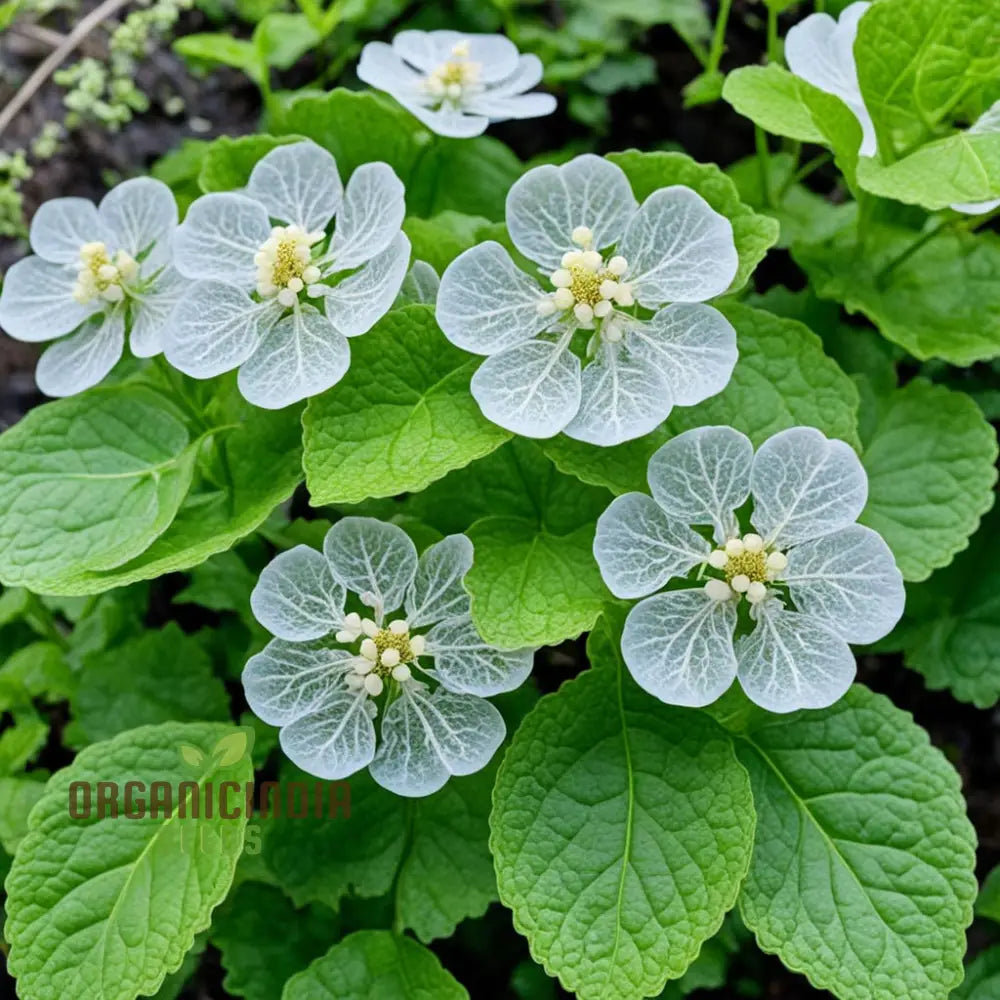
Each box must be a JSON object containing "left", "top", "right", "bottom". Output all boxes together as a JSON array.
[{"left": 1, "top": 3, "right": 998, "bottom": 999}]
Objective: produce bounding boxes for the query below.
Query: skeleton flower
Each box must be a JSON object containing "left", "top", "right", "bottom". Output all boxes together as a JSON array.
[
  {"left": 785, "top": 2, "right": 877, "bottom": 157},
  {"left": 0, "top": 178, "right": 183, "bottom": 396},
  {"left": 436, "top": 155, "right": 739, "bottom": 446},
  {"left": 243, "top": 518, "right": 534, "bottom": 796},
  {"left": 594, "top": 425, "right": 904, "bottom": 713},
  {"left": 357, "top": 30, "right": 556, "bottom": 138},
  {"left": 166, "top": 140, "right": 409, "bottom": 408}
]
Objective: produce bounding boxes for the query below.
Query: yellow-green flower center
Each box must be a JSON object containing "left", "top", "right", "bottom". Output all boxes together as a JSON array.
[
  {"left": 724, "top": 550, "right": 769, "bottom": 584},
  {"left": 372, "top": 627, "right": 415, "bottom": 666}
]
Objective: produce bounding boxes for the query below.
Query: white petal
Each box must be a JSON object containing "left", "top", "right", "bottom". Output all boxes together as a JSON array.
[
  {"left": 594, "top": 492, "right": 711, "bottom": 599},
  {"left": 647, "top": 426, "right": 753, "bottom": 542},
  {"left": 506, "top": 155, "right": 638, "bottom": 270},
  {"left": 465, "top": 92, "right": 556, "bottom": 122},
  {"left": 405, "top": 534, "right": 473, "bottom": 627},
  {"left": 470, "top": 335, "right": 581, "bottom": 438},
  {"left": 171, "top": 192, "right": 271, "bottom": 288},
  {"left": 397, "top": 101, "right": 490, "bottom": 139},
  {"left": 785, "top": 524, "right": 904, "bottom": 644},
  {"left": 29, "top": 197, "right": 109, "bottom": 264},
  {"left": 484, "top": 53, "right": 544, "bottom": 97},
  {"left": 750, "top": 426, "right": 867, "bottom": 548},
  {"left": 628, "top": 303, "right": 737, "bottom": 406},
  {"left": 951, "top": 197, "right": 1000, "bottom": 215},
  {"left": 397, "top": 260, "right": 439, "bottom": 305},
  {"left": 320, "top": 231, "right": 410, "bottom": 338},
  {"left": 130, "top": 265, "right": 186, "bottom": 358},
  {"left": 246, "top": 140, "right": 343, "bottom": 233},
  {"left": 323, "top": 517, "right": 418, "bottom": 616},
  {"left": 737, "top": 602, "right": 855, "bottom": 713},
  {"left": 163, "top": 281, "right": 267, "bottom": 378},
  {"left": 280, "top": 691, "right": 377, "bottom": 780},
  {"left": 617, "top": 187, "right": 738, "bottom": 306},
  {"left": 251, "top": 544, "right": 347, "bottom": 641},
  {"left": 99, "top": 177, "right": 177, "bottom": 268},
  {"left": 393, "top": 30, "right": 519, "bottom": 83},
  {"left": 622, "top": 590, "right": 738, "bottom": 707},
  {"left": 369, "top": 684, "right": 505, "bottom": 797},
  {"left": 329, "top": 162, "right": 405, "bottom": 270},
  {"left": 238, "top": 305, "right": 350, "bottom": 408},
  {"left": 34, "top": 310, "right": 125, "bottom": 397},
  {"left": 357, "top": 41, "right": 424, "bottom": 99},
  {"left": 243, "top": 637, "right": 357, "bottom": 725},
  {"left": 563, "top": 339, "right": 675, "bottom": 446},
  {"left": 0, "top": 256, "right": 95, "bottom": 342},
  {"left": 436, "top": 241, "right": 551, "bottom": 356},
  {"left": 785, "top": 7, "right": 866, "bottom": 111},
  {"left": 424, "top": 616, "right": 533, "bottom": 696}
]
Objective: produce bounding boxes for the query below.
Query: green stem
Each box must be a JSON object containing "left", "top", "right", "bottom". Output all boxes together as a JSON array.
[
  {"left": 874, "top": 219, "right": 948, "bottom": 287},
  {"left": 705, "top": 0, "right": 734, "bottom": 75},
  {"left": 781, "top": 151, "right": 833, "bottom": 194},
  {"left": 766, "top": 6, "right": 779, "bottom": 64},
  {"left": 755, "top": 126, "right": 773, "bottom": 207},
  {"left": 25, "top": 592, "right": 70, "bottom": 651}
]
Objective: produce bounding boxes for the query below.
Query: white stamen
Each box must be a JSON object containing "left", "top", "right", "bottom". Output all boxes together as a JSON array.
[
  {"left": 346, "top": 673, "right": 365, "bottom": 690},
  {"left": 388, "top": 619, "right": 409, "bottom": 634},
  {"left": 574, "top": 302, "right": 594, "bottom": 324},
  {"left": 581, "top": 250, "right": 602, "bottom": 271},
  {"left": 599, "top": 279, "right": 618, "bottom": 300},
  {"left": 766, "top": 551, "right": 788, "bottom": 572},
  {"left": 704, "top": 578, "right": 733, "bottom": 601},
  {"left": 553, "top": 287, "right": 574, "bottom": 310},
  {"left": 708, "top": 550, "right": 728, "bottom": 569},
  {"left": 743, "top": 533, "right": 764, "bottom": 553},
  {"left": 725, "top": 538, "right": 745, "bottom": 557},
  {"left": 410, "top": 635, "right": 426, "bottom": 657},
  {"left": 593, "top": 300, "right": 613, "bottom": 319},
  {"left": 746, "top": 581, "right": 768, "bottom": 604},
  {"left": 571, "top": 225, "right": 593, "bottom": 247},
  {"left": 361, "top": 619, "right": 379, "bottom": 638},
  {"left": 360, "top": 638, "right": 378, "bottom": 661},
  {"left": 380, "top": 647, "right": 401, "bottom": 667},
  {"left": 536, "top": 298, "right": 557, "bottom": 316},
  {"left": 607, "top": 255, "right": 628, "bottom": 276},
  {"left": 364, "top": 673, "right": 384, "bottom": 696},
  {"left": 392, "top": 664, "right": 412, "bottom": 682},
  {"left": 731, "top": 574, "right": 751, "bottom": 593}
]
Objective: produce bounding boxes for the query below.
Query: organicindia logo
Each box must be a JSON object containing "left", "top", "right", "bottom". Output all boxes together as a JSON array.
[{"left": 66, "top": 729, "right": 352, "bottom": 855}]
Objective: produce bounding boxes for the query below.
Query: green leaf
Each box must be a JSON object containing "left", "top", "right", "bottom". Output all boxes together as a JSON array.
[
  {"left": 199, "top": 134, "right": 301, "bottom": 193},
  {"left": 71, "top": 623, "right": 231, "bottom": 743},
  {"left": 733, "top": 685, "right": 977, "bottom": 1000},
  {"left": 464, "top": 441, "right": 611, "bottom": 648},
  {"left": 722, "top": 64, "right": 862, "bottom": 185},
  {"left": 608, "top": 149, "right": 780, "bottom": 292},
  {"left": 282, "top": 931, "right": 468, "bottom": 999},
  {"left": 0, "top": 709, "right": 47, "bottom": 774},
  {"left": 0, "top": 641, "right": 74, "bottom": 710},
  {"left": 261, "top": 764, "right": 497, "bottom": 943},
  {"left": 402, "top": 211, "right": 491, "bottom": 274},
  {"left": 252, "top": 12, "right": 319, "bottom": 70},
  {"left": 855, "top": 0, "right": 1000, "bottom": 157},
  {"left": 858, "top": 378, "right": 997, "bottom": 580},
  {"left": 302, "top": 305, "right": 510, "bottom": 505},
  {"left": 0, "top": 385, "right": 198, "bottom": 593},
  {"left": 4, "top": 722, "right": 253, "bottom": 1000},
  {"left": 952, "top": 947, "right": 1000, "bottom": 1000},
  {"left": 210, "top": 883, "right": 337, "bottom": 1000},
  {"left": 174, "top": 550, "right": 257, "bottom": 617},
  {"left": 0, "top": 774, "right": 46, "bottom": 854},
  {"left": 857, "top": 131, "right": 1000, "bottom": 210},
  {"left": 490, "top": 613, "right": 755, "bottom": 1000},
  {"left": 543, "top": 301, "right": 860, "bottom": 495},
  {"left": 174, "top": 34, "right": 263, "bottom": 85},
  {"left": 896, "top": 504, "right": 1000, "bottom": 706},
  {"left": 795, "top": 221, "right": 1000, "bottom": 365},
  {"left": 976, "top": 865, "right": 1000, "bottom": 923}
]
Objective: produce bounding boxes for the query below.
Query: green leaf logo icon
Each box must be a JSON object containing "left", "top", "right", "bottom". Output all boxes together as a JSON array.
[
  {"left": 179, "top": 744, "right": 205, "bottom": 768},
  {"left": 212, "top": 732, "right": 249, "bottom": 767}
]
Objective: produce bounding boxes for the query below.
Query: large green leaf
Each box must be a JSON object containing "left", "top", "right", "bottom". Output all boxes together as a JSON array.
[
  {"left": 198, "top": 134, "right": 301, "bottom": 192},
  {"left": 463, "top": 441, "right": 612, "bottom": 648},
  {"left": 796, "top": 222, "right": 1000, "bottom": 365},
  {"left": 733, "top": 685, "right": 977, "bottom": 1000},
  {"left": 0, "top": 386, "right": 198, "bottom": 593},
  {"left": 302, "top": 305, "right": 510, "bottom": 505},
  {"left": 261, "top": 764, "right": 497, "bottom": 943},
  {"left": 609, "top": 150, "right": 780, "bottom": 292},
  {"left": 855, "top": 0, "right": 1000, "bottom": 156},
  {"left": 543, "top": 302, "right": 860, "bottom": 495},
  {"left": 4, "top": 722, "right": 253, "bottom": 1000},
  {"left": 952, "top": 947, "right": 1000, "bottom": 1000},
  {"left": 858, "top": 378, "right": 997, "bottom": 580},
  {"left": 282, "top": 931, "right": 468, "bottom": 999},
  {"left": 490, "top": 614, "right": 755, "bottom": 1000}
]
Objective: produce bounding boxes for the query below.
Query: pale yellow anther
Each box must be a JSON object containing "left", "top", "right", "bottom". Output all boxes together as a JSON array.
[
  {"left": 362, "top": 619, "right": 379, "bottom": 637},
  {"left": 410, "top": 635, "right": 426, "bottom": 657},
  {"left": 746, "top": 581, "right": 768, "bottom": 604},
  {"left": 599, "top": 279, "right": 618, "bottom": 299},
  {"left": 574, "top": 302, "right": 594, "bottom": 324},
  {"left": 553, "top": 287, "right": 574, "bottom": 309},
  {"left": 389, "top": 619, "right": 409, "bottom": 634},
  {"left": 767, "top": 551, "right": 788, "bottom": 572},
  {"left": 593, "top": 300, "right": 613, "bottom": 319},
  {"left": 392, "top": 663, "right": 412, "bottom": 682}
]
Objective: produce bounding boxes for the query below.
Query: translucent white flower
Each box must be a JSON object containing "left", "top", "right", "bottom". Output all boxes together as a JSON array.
[
  {"left": 243, "top": 517, "right": 533, "bottom": 796},
  {"left": 435, "top": 155, "right": 739, "bottom": 445},
  {"left": 951, "top": 101, "right": 1000, "bottom": 214},
  {"left": 357, "top": 31, "right": 556, "bottom": 138},
  {"left": 593, "top": 425, "right": 904, "bottom": 713},
  {"left": 785, "top": 2, "right": 877, "bottom": 158},
  {"left": 0, "top": 178, "right": 182, "bottom": 396},
  {"left": 166, "top": 140, "right": 410, "bottom": 409}
]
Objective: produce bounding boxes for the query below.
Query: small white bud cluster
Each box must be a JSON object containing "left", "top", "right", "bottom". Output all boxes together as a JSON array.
[
  {"left": 703, "top": 533, "right": 788, "bottom": 605},
  {"left": 344, "top": 616, "right": 426, "bottom": 697},
  {"left": 536, "top": 225, "right": 634, "bottom": 327},
  {"left": 423, "top": 41, "right": 482, "bottom": 105},
  {"left": 254, "top": 224, "right": 325, "bottom": 307},
  {"left": 72, "top": 241, "right": 138, "bottom": 305}
]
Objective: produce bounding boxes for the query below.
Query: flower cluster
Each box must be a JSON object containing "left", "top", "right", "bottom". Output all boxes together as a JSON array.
[
  {"left": 0, "top": 177, "right": 183, "bottom": 396},
  {"left": 358, "top": 30, "right": 556, "bottom": 138},
  {"left": 167, "top": 140, "right": 410, "bottom": 409},
  {"left": 594, "top": 425, "right": 905, "bottom": 713},
  {"left": 243, "top": 517, "right": 534, "bottom": 796},
  {"left": 436, "top": 154, "right": 740, "bottom": 445}
]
